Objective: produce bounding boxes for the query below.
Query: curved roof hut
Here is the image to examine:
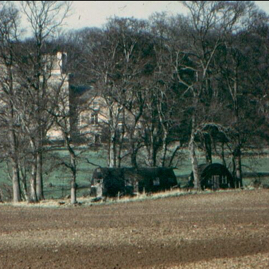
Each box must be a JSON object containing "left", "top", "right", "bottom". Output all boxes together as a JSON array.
[{"left": 189, "top": 163, "right": 235, "bottom": 190}]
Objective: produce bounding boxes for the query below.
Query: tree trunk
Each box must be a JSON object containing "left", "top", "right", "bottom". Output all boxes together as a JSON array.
[
  {"left": 148, "top": 130, "right": 157, "bottom": 167},
  {"left": 20, "top": 172, "right": 29, "bottom": 202},
  {"left": 161, "top": 129, "right": 168, "bottom": 167},
  {"left": 11, "top": 158, "right": 21, "bottom": 203},
  {"left": 131, "top": 145, "right": 138, "bottom": 168},
  {"left": 108, "top": 134, "right": 117, "bottom": 168},
  {"left": 150, "top": 143, "right": 157, "bottom": 167},
  {"left": 68, "top": 143, "right": 77, "bottom": 204},
  {"left": 29, "top": 160, "right": 37, "bottom": 202},
  {"left": 70, "top": 177, "right": 77, "bottom": 204},
  {"left": 112, "top": 135, "right": 117, "bottom": 167},
  {"left": 189, "top": 116, "right": 200, "bottom": 190},
  {"left": 221, "top": 142, "right": 226, "bottom": 166},
  {"left": 235, "top": 155, "right": 243, "bottom": 188},
  {"left": 233, "top": 146, "right": 243, "bottom": 188},
  {"left": 129, "top": 129, "right": 138, "bottom": 168},
  {"left": 204, "top": 134, "right": 212, "bottom": 164},
  {"left": 9, "top": 128, "right": 21, "bottom": 203},
  {"left": 107, "top": 134, "right": 112, "bottom": 167},
  {"left": 189, "top": 135, "right": 200, "bottom": 190},
  {"left": 36, "top": 152, "right": 44, "bottom": 201},
  {"left": 117, "top": 131, "right": 124, "bottom": 168}
]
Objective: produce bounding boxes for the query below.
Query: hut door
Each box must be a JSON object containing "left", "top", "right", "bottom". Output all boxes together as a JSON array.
[
  {"left": 220, "top": 176, "right": 227, "bottom": 188},
  {"left": 212, "top": 176, "right": 220, "bottom": 190}
]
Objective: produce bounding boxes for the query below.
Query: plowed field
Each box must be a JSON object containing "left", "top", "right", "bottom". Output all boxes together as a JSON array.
[{"left": 0, "top": 190, "right": 269, "bottom": 268}]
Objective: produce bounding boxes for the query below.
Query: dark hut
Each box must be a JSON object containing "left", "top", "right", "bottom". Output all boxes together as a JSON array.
[
  {"left": 189, "top": 163, "right": 235, "bottom": 190},
  {"left": 91, "top": 167, "right": 178, "bottom": 197}
]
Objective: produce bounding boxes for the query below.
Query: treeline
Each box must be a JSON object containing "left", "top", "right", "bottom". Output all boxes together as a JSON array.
[
  {"left": 63, "top": 2, "right": 269, "bottom": 190},
  {"left": 0, "top": 1, "right": 269, "bottom": 204}
]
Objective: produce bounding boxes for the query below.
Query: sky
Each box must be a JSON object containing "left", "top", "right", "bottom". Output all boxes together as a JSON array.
[
  {"left": 63, "top": 1, "right": 269, "bottom": 31},
  {"left": 64, "top": 1, "right": 187, "bottom": 30}
]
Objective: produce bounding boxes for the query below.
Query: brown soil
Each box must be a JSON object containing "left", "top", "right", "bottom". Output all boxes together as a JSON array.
[{"left": 0, "top": 190, "right": 269, "bottom": 269}]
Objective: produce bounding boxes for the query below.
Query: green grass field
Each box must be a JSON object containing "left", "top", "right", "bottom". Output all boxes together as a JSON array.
[{"left": 0, "top": 146, "right": 269, "bottom": 200}]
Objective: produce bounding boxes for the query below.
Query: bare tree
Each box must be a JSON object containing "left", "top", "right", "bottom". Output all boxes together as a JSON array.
[
  {"left": 147, "top": 13, "right": 189, "bottom": 167},
  {"left": 0, "top": 2, "right": 22, "bottom": 202},
  {"left": 15, "top": 1, "right": 71, "bottom": 201},
  {"left": 217, "top": 4, "right": 269, "bottom": 187},
  {"left": 48, "top": 79, "right": 83, "bottom": 204},
  {"left": 174, "top": 1, "right": 253, "bottom": 190},
  {"left": 72, "top": 18, "right": 156, "bottom": 167}
]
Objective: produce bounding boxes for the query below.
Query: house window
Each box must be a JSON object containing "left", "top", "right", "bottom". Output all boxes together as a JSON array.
[{"left": 91, "top": 112, "right": 98, "bottom": 124}]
